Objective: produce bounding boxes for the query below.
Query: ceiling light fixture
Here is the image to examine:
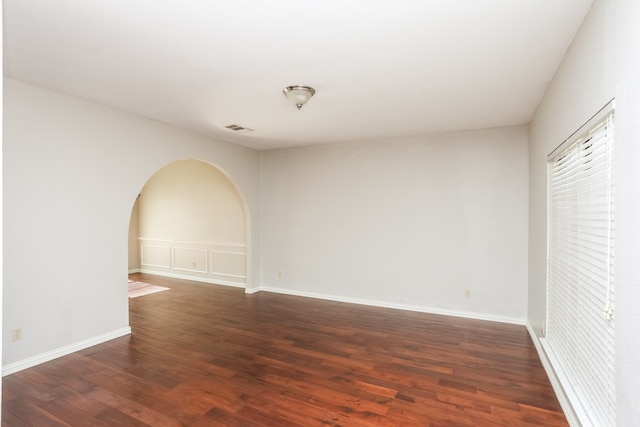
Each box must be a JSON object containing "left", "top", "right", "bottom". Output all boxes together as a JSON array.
[{"left": 283, "top": 85, "right": 315, "bottom": 110}]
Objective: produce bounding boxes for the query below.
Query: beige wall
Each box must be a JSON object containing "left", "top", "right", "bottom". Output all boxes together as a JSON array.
[
  {"left": 128, "top": 197, "right": 140, "bottom": 271},
  {"left": 139, "top": 160, "right": 245, "bottom": 243},
  {"left": 132, "top": 160, "right": 247, "bottom": 285}
]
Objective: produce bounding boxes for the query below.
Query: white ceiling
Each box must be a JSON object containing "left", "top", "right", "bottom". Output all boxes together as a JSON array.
[{"left": 4, "top": 0, "right": 594, "bottom": 150}]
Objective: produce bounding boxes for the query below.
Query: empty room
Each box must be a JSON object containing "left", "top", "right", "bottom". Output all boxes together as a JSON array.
[{"left": 2, "top": 1, "right": 640, "bottom": 426}]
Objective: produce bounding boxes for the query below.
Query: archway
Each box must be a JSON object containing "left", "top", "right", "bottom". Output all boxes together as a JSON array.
[{"left": 127, "top": 159, "right": 250, "bottom": 288}]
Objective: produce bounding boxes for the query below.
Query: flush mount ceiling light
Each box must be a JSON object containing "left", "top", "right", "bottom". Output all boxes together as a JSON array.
[{"left": 283, "top": 85, "right": 315, "bottom": 110}]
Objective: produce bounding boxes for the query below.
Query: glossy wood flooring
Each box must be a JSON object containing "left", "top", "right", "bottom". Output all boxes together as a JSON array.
[{"left": 3, "top": 274, "right": 568, "bottom": 426}]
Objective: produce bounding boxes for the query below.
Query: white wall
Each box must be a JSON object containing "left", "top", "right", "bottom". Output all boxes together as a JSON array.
[
  {"left": 528, "top": 0, "right": 640, "bottom": 424},
  {"left": 136, "top": 159, "right": 247, "bottom": 285},
  {"left": 3, "top": 79, "right": 261, "bottom": 370},
  {"left": 261, "top": 127, "right": 529, "bottom": 323}
]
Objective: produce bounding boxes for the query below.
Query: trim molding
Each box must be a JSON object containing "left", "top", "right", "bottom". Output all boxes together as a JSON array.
[
  {"left": 526, "top": 323, "right": 579, "bottom": 427},
  {"left": 138, "top": 239, "right": 247, "bottom": 281},
  {"left": 138, "top": 237, "right": 246, "bottom": 248},
  {"left": 138, "top": 269, "right": 245, "bottom": 289},
  {"left": 2, "top": 327, "right": 132, "bottom": 377},
  {"left": 247, "top": 285, "right": 525, "bottom": 325},
  {"left": 173, "top": 265, "right": 209, "bottom": 274}
]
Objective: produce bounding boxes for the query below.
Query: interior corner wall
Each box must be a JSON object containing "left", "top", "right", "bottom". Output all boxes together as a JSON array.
[
  {"left": 260, "top": 126, "right": 529, "bottom": 323},
  {"left": 528, "top": 0, "right": 640, "bottom": 424},
  {"left": 2, "top": 79, "right": 261, "bottom": 370}
]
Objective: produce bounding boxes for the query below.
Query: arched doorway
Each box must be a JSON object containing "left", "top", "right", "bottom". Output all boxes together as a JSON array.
[{"left": 127, "top": 159, "right": 249, "bottom": 288}]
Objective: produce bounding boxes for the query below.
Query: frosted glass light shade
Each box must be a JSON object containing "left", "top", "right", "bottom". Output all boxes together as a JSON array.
[{"left": 283, "top": 85, "right": 315, "bottom": 110}]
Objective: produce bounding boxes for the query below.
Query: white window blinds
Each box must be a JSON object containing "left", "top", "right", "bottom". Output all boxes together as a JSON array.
[{"left": 545, "top": 104, "right": 615, "bottom": 427}]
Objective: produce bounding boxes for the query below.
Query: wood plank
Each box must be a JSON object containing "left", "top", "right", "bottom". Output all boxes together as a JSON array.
[{"left": 2, "top": 273, "right": 568, "bottom": 426}]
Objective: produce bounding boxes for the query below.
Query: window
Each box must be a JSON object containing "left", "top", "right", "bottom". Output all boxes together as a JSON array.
[{"left": 544, "top": 102, "right": 615, "bottom": 427}]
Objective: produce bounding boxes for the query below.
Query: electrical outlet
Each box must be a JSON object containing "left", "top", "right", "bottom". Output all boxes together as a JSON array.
[
  {"left": 11, "top": 328, "right": 22, "bottom": 342},
  {"left": 464, "top": 290, "right": 471, "bottom": 298},
  {"left": 278, "top": 271, "right": 282, "bottom": 279}
]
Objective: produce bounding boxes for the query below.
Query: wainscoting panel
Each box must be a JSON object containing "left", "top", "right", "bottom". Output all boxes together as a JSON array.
[
  {"left": 173, "top": 248, "right": 208, "bottom": 273},
  {"left": 211, "top": 251, "right": 246, "bottom": 278},
  {"left": 140, "top": 245, "right": 171, "bottom": 268},
  {"left": 139, "top": 238, "right": 246, "bottom": 286}
]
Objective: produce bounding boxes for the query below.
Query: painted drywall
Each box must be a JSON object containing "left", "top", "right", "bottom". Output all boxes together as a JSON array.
[
  {"left": 3, "top": 79, "right": 261, "bottom": 369},
  {"left": 261, "top": 127, "right": 529, "bottom": 323},
  {"left": 138, "top": 160, "right": 245, "bottom": 243},
  {"left": 128, "top": 198, "right": 140, "bottom": 271},
  {"left": 134, "top": 159, "right": 247, "bottom": 284},
  {"left": 528, "top": 0, "right": 640, "bottom": 423}
]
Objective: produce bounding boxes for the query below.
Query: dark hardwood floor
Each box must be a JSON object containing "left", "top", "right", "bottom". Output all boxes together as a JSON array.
[{"left": 2, "top": 273, "right": 567, "bottom": 426}]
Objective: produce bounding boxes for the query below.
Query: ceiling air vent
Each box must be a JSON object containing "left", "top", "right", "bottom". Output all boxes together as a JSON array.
[{"left": 225, "top": 124, "right": 254, "bottom": 133}]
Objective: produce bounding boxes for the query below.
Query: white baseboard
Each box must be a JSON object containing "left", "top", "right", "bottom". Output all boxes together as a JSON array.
[
  {"left": 525, "top": 323, "right": 579, "bottom": 427},
  {"left": 247, "top": 285, "right": 525, "bottom": 325},
  {"left": 2, "top": 327, "right": 132, "bottom": 377},
  {"left": 137, "top": 269, "right": 245, "bottom": 289}
]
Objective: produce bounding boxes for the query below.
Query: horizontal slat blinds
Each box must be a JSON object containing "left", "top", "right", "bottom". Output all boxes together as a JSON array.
[{"left": 546, "top": 108, "right": 615, "bottom": 427}]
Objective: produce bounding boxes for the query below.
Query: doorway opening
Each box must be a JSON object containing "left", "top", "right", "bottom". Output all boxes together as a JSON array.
[{"left": 127, "top": 159, "right": 250, "bottom": 290}]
